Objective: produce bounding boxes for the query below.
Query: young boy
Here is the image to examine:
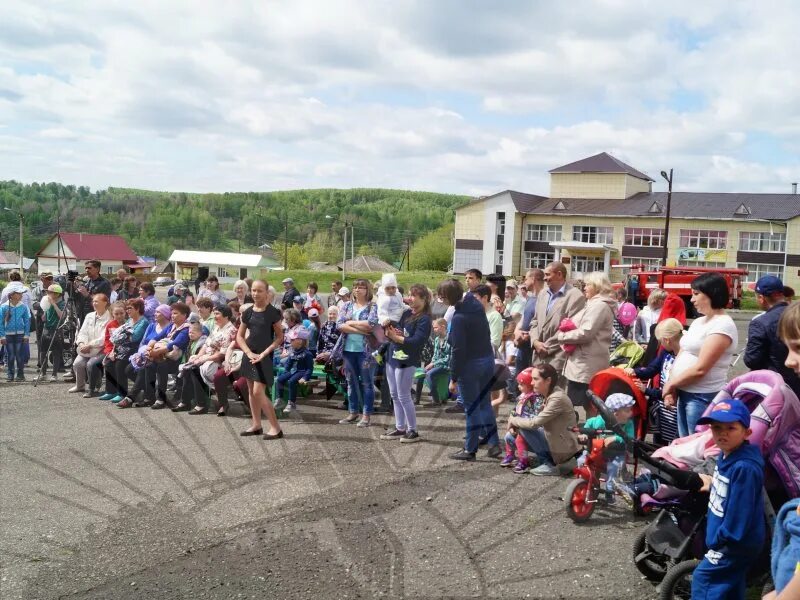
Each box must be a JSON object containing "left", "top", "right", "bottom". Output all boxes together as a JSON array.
[
  {"left": 423, "top": 318, "right": 451, "bottom": 402},
  {"left": 579, "top": 393, "right": 636, "bottom": 504},
  {"left": 276, "top": 327, "right": 314, "bottom": 414},
  {"left": 41, "top": 283, "right": 66, "bottom": 381},
  {"left": 691, "top": 399, "right": 765, "bottom": 600}
]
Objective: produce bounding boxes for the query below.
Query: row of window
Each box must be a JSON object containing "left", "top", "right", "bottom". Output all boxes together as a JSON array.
[
  {"left": 525, "top": 224, "right": 786, "bottom": 252},
  {"left": 523, "top": 251, "right": 784, "bottom": 283}
]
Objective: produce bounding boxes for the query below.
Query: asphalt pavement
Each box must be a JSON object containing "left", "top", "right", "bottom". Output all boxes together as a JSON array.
[{"left": 0, "top": 312, "right": 759, "bottom": 599}]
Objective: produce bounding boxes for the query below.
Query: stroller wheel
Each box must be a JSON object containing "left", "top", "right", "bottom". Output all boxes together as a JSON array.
[
  {"left": 632, "top": 529, "right": 669, "bottom": 582},
  {"left": 658, "top": 559, "right": 699, "bottom": 600},
  {"left": 564, "top": 479, "right": 594, "bottom": 522}
]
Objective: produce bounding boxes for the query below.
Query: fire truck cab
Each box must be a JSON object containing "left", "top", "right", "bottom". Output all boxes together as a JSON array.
[{"left": 615, "top": 264, "right": 748, "bottom": 316}]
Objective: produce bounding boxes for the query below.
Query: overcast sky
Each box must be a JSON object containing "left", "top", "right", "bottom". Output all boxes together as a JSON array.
[{"left": 1, "top": 1, "right": 798, "bottom": 197}]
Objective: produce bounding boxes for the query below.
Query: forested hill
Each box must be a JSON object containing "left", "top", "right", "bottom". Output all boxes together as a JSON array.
[{"left": 0, "top": 181, "right": 469, "bottom": 263}]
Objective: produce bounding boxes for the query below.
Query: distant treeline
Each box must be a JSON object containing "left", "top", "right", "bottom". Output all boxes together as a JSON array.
[{"left": 0, "top": 181, "right": 469, "bottom": 264}]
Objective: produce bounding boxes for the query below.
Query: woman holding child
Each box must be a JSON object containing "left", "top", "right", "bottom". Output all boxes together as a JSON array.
[
  {"left": 507, "top": 363, "right": 580, "bottom": 476},
  {"left": 379, "top": 284, "right": 432, "bottom": 444}
]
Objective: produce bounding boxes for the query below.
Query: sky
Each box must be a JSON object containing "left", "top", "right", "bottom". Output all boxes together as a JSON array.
[{"left": 0, "top": 1, "right": 798, "bottom": 197}]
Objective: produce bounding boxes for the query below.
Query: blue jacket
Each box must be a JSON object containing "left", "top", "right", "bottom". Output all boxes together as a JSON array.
[
  {"left": 139, "top": 322, "right": 173, "bottom": 350},
  {"left": 0, "top": 302, "right": 30, "bottom": 337},
  {"left": 281, "top": 348, "right": 314, "bottom": 379},
  {"left": 388, "top": 311, "right": 431, "bottom": 369},
  {"left": 705, "top": 441, "right": 765, "bottom": 557},
  {"left": 447, "top": 294, "right": 494, "bottom": 383},
  {"left": 744, "top": 302, "right": 800, "bottom": 398},
  {"left": 771, "top": 498, "right": 800, "bottom": 593},
  {"left": 633, "top": 348, "right": 676, "bottom": 401}
]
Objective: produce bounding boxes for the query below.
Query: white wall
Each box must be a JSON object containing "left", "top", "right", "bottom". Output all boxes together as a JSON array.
[{"left": 481, "top": 192, "right": 518, "bottom": 276}]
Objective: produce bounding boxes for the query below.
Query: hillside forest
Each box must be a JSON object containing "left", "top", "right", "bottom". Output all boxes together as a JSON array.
[{"left": 0, "top": 181, "right": 468, "bottom": 270}]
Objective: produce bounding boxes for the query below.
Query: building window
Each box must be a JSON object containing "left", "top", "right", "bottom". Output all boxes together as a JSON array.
[
  {"left": 737, "top": 263, "right": 784, "bottom": 283},
  {"left": 571, "top": 255, "right": 605, "bottom": 273},
  {"left": 572, "top": 226, "right": 613, "bottom": 245},
  {"left": 106, "top": 266, "right": 115, "bottom": 274},
  {"left": 495, "top": 249, "right": 504, "bottom": 270},
  {"left": 624, "top": 227, "right": 664, "bottom": 247},
  {"left": 624, "top": 257, "right": 662, "bottom": 269},
  {"left": 217, "top": 267, "right": 232, "bottom": 278},
  {"left": 523, "top": 251, "right": 554, "bottom": 269},
  {"left": 739, "top": 231, "right": 786, "bottom": 253},
  {"left": 677, "top": 260, "right": 726, "bottom": 268},
  {"left": 679, "top": 229, "right": 727, "bottom": 249},
  {"left": 526, "top": 224, "right": 562, "bottom": 242},
  {"left": 496, "top": 212, "right": 506, "bottom": 236}
]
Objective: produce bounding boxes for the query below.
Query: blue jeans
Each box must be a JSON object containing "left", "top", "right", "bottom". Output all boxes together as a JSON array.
[
  {"left": 424, "top": 366, "right": 448, "bottom": 402},
  {"left": 459, "top": 355, "right": 498, "bottom": 453},
  {"left": 519, "top": 427, "right": 554, "bottom": 466},
  {"left": 276, "top": 371, "right": 305, "bottom": 407},
  {"left": 4, "top": 334, "right": 25, "bottom": 379},
  {"left": 343, "top": 351, "right": 377, "bottom": 415},
  {"left": 677, "top": 390, "right": 717, "bottom": 437}
]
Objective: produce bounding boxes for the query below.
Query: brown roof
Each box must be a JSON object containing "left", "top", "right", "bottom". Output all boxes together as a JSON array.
[
  {"left": 521, "top": 192, "right": 800, "bottom": 221},
  {"left": 549, "top": 152, "right": 654, "bottom": 182},
  {"left": 337, "top": 255, "right": 397, "bottom": 273}
]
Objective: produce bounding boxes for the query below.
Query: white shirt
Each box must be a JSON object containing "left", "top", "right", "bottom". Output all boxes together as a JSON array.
[{"left": 671, "top": 314, "right": 738, "bottom": 393}]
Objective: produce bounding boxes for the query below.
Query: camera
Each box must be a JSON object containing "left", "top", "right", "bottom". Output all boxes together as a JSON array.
[{"left": 66, "top": 270, "right": 80, "bottom": 282}]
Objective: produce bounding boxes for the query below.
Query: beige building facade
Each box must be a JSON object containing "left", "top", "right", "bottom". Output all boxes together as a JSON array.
[{"left": 453, "top": 152, "right": 800, "bottom": 288}]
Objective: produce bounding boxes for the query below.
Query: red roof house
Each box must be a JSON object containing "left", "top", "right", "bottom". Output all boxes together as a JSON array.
[{"left": 36, "top": 232, "right": 139, "bottom": 274}]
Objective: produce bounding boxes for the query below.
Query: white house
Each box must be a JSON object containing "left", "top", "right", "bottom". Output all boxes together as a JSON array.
[{"left": 168, "top": 250, "right": 281, "bottom": 284}]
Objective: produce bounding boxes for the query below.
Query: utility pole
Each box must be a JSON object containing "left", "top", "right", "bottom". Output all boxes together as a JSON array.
[
  {"left": 342, "top": 221, "right": 348, "bottom": 280},
  {"left": 3, "top": 207, "right": 23, "bottom": 274},
  {"left": 407, "top": 237, "right": 411, "bottom": 271},
  {"left": 660, "top": 169, "right": 674, "bottom": 267},
  {"left": 350, "top": 220, "right": 354, "bottom": 273},
  {"left": 283, "top": 211, "right": 289, "bottom": 270}
]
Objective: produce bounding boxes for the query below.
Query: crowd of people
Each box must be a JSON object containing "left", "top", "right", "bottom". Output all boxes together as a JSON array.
[{"left": 2, "top": 258, "right": 800, "bottom": 598}]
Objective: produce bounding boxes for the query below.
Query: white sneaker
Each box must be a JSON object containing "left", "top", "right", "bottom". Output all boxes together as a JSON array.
[
  {"left": 49, "top": 375, "right": 57, "bottom": 382},
  {"left": 67, "top": 386, "right": 85, "bottom": 393}
]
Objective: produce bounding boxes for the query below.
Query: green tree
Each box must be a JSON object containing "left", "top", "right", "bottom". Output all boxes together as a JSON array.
[
  {"left": 274, "top": 243, "right": 309, "bottom": 269},
  {"left": 409, "top": 223, "right": 454, "bottom": 271}
]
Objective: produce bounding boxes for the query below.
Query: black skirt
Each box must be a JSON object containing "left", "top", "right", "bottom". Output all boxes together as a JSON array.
[{"left": 241, "top": 354, "right": 274, "bottom": 385}]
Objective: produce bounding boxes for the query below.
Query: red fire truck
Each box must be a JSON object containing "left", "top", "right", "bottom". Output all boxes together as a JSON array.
[{"left": 615, "top": 264, "right": 748, "bottom": 315}]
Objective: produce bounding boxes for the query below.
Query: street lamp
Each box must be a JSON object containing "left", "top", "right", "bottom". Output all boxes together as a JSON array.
[
  {"left": 660, "top": 169, "right": 673, "bottom": 267},
  {"left": 3, "top": 207, "right": 24, "bottom": 274}
]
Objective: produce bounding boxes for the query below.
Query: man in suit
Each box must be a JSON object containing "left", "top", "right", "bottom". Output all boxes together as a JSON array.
[{"left": 528, "top": 261, "right": 586, "bottom": 374}]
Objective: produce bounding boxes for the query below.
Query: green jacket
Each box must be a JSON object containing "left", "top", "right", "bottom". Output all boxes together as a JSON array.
[
  {"left": 584, "top": 415, "right": 634, "bottom": 445},
  {"left": 44, "top": 299, "right": 66, "bottom": 330}
]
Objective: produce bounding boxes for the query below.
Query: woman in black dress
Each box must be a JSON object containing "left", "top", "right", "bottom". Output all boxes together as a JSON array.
[{"left": 236, "top": 280, "right": 284, "bottom": 439}]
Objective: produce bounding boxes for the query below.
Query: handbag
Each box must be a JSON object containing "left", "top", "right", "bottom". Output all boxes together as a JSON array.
[{"left": 228, "top": 349, "right": 244, "bottom": 370}]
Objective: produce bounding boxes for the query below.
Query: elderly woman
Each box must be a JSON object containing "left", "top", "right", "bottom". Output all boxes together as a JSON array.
[
  {"left": 508, "top": 363, "right": 580, "bottom": 475},
  {"left": 336, "top": 278, "right": 379, "bottom": 427},
  {"left": 69, "top": 293, "right": 112, "bottom": 396},
  {"left": 663, "top": 273, "right": 737, "bottom": 437},
  {"left": 139, "top": 282, "right": 159, "bottom": 322},
  {"left": 120, "top": 303, "right": 173, "bottom": 408},
  {"left": 198, "top": 275, "right": 228, "bottom": 307},
  {"left": 232, "top": 280, "right": 253, "bottom": 305},
  {"left": 146, "top": 302, "right": 193, "bottom": 410},
  {"left": 556, "top": 271, "right": 617, "bottom": 412},
  {"left": 437, "top": 278, "right": 500, "bottom": 461},
  {"left": 178, "top": 305, "right": 238, "bottom": 415}
]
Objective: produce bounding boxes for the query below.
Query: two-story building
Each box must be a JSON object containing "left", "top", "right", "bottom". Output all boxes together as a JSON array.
[{"left": 453, "top": 152, "right": 800, "bottom": 287}]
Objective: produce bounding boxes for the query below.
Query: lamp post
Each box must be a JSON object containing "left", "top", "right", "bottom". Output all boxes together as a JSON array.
[
  {"left": 3, "top": 207, "right": 24, "bottom": 274},
  {"left": 326, "top": 215, "right": 353, "bottom": 279},
  {"left": 660, "top": 169, "right": 673, "bottom": 267}
]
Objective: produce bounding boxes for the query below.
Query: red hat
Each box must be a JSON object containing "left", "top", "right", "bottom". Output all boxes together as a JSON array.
[
  {"left": 516, "top": 367, "right": 534, "bottom": 387},
  {"left": 659, "top": 293, "right": 686, "bottom": 326}
]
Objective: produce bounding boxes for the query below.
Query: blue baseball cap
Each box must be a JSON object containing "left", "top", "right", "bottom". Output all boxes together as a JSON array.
[
  {"left": 697, "top": 399, "right": 750, "bottom": 428},
  {"left": 754, "top": 275, "right": 785, "bottom": 296}
]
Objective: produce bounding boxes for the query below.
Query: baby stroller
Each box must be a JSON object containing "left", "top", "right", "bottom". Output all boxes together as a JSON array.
[
  {"left": 632, "top": 370, "right": 800, "bottom": 599},
  {"left": 564, "top": 368, "right": 649, "bottom": 522},
  {"left": 609, "top": 340, "right": 644, "bottom": 370}
]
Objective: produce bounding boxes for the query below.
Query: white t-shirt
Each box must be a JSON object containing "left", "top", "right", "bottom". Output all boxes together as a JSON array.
[{"left": 671, "top": 314, "right": 738, "bottom": 393}]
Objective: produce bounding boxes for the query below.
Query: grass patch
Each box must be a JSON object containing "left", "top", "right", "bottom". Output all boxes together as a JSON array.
[
  {"left": 739, "top": 291, "right": 760, "bottom": 311},
  {"left": 222, "top": 270, "right": 453, "bottom": 292}
]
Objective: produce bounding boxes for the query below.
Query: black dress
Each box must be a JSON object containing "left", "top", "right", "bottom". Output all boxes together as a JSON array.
[{"left": 240, "top": 304, "right": 282, "bottom": 384}]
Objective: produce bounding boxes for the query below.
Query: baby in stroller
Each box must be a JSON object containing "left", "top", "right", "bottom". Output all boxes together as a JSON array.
[{"left": 578, "top": 392, "right": 636, "bottom": 504}]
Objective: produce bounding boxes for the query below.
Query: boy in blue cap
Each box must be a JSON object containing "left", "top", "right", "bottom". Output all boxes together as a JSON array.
[{"left": 691, "top": 398, "right": 765, "bottom": 600}]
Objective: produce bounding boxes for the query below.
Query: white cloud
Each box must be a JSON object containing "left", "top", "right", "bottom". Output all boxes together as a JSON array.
[{"left": 0, "top": 0, "right": 797, "bottom": 195}]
